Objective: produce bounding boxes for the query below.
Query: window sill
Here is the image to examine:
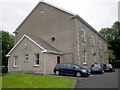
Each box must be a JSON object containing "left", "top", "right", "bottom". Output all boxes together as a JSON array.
[
  {"left": 83, "top": 63, "right": 87, "bottom": 66},
  {"left": 33, "top": 65, "right": 39, "bottom": 67},
  {"left": 13, "top": 66, "right": 18, "bottom": 68},
  {"left": 24, "top": 60, "right": 28, "bottom": 63}
]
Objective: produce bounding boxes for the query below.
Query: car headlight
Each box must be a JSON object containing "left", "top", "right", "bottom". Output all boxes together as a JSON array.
[{"left": 82, "top": 69, "right": 87, "bottom": 73}]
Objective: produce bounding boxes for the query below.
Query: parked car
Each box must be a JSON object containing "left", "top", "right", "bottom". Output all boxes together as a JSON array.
[
  {"left": 90, "top": 64, "right": 104, "bottom": 74},
  {"left": 103, "top": 64, "right": 115, "bottom": 72},
  {"left": 54, "top": 63, "right": 90, "bottom": 77}
]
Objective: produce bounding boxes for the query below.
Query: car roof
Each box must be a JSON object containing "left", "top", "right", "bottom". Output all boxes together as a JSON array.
[{"left": 58, "top": 63, "right": 74, "bottom": 65}]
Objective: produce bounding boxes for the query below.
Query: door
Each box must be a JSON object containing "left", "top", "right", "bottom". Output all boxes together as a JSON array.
[
  {"left": 57, "top": 56, "right": 60, "bottom": 64},
  {"left": 64, "top": 64, "right": 75, "bottom": 75}
]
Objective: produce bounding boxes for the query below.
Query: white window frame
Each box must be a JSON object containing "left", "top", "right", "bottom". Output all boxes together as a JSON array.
[
  {"left": 81, "top": 27, "right": 86, "bottom": 42},
  {"left": 34, "top": 53, "right": 39, "bottom": 66},
  {"left": 25, "top": 54, "right": 28, "bottom": 61},
  {"left": 83, "top": 50, "right": 87, "bottom": 65},
  {"left": 92, "top": 35, "right": 95, "bottom": 47},
  {"left": 104, "top": 44, "right": 107, "bottom": 52},
  {"left": 98, "top": 40, "right": 102, "bottom": 50},
  {"left": 13, "top": 56, "right": 18, "bottom": 67}
]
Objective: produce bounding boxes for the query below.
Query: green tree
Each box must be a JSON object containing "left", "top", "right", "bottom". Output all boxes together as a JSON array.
[
  {"left": 108, "top": 49, "right": 116, "bottom": 63},
  {"left": 0, "top": 30, "right": 14, "bottom": 66},
  {"left": 99, "top": 21, "right": 120, "bottom": 65}
]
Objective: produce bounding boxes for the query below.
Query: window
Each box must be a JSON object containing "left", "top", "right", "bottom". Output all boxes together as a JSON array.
[
  {"left": 98, "top": 40, "right": 102, "bottom": 50},
  {"left": 92, "top": 35, "right": 95, "bottom": 47},
  {"left": 104, "top": 44, "right": 107, "bottom": 52},
  {"left": 41, "top": 10, "right": 44, "bottom": 13},
  {"left": 65, "top": 64, "right": 73, "bottom": 68},
  {"left": 83, "top": 48, "right": 87, "bottom": 64},
  {"left": 51, "top": 37, "right": 55, "bottom": 44},
  {"left": 25, "top": 54, "right": 28, "bottom": 61},
  {"left": 14, "top": 56, "right": 18, "bottom": 67},
  {"left": 34, "top": 53, "right": 39, "bottom": 66},
  {"left": 81, "top": 27, "right": 86, "bottom": 42}
]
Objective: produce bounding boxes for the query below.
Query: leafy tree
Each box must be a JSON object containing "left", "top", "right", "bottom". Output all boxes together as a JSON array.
[
  {"left": 0, "top": 30, "right": 14, "bottom": 66},
  {"left": 108, "top": 49, "right": 116, "bottom": 63},
  {"left": 99, "top": 21, "right": 120, "bottom": 65}
]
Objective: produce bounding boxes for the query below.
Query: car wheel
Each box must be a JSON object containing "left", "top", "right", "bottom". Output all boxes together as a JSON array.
[
  {"left": 76, "top": 72, "right": 81, "bottom": 77},
  {"left": 55, "top": 71, "right": 60, "bottom": 75}
]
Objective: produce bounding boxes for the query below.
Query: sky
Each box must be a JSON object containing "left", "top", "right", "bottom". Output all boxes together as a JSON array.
[{"left": 0, "top": 0, "right": 120, "bottom": 34}]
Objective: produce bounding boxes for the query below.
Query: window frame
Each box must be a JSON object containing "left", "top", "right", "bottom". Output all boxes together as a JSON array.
[
  {"left": 81, "top": 27, "right": 86, "bottom": 42},
  {"left": 13, "top": 56, "right": 18, "bottom": 67},
  {"left": 98, "top": 40, "right": 102, "bottom": 50},
  {"left": 92, "top": 35, "right": 95, "bottom": 47},
  {"left": 25, "top": 54, "right": 29, "bottom": 61},
  {"left": 34, "top": 53, "right": 39, "bottom": 66}
]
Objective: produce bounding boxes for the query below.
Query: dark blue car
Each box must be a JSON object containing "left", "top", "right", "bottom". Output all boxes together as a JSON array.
[
  {"left": 103, "top": 64, "right": 115, "bottom": 72},
  {"left": 53, "top": 63, "right": 90, "bottom": 77},
  {"left": 90, "top": 64, "right": 104, "bottom": 74}
]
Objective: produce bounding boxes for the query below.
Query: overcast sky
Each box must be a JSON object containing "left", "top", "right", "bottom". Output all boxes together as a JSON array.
[{"left": 0, "top": 0, "right": 119, "bottom": 34}]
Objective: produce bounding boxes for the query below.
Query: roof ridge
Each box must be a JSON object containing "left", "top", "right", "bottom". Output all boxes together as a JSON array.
[{"left": 40, "top": 1, "right": 77, "bottom": 16}]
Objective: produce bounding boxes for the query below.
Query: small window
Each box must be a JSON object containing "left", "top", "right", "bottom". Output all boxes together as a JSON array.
[
  {"left": 98, "top": 40, "right": 102, "bottom": 49},
  {"left": 41, "top": 10, "right": 44, "bottom": 13},
  {"left": 34, "top": 53, "right": 39, "bottom": 66},
  {"left": 81, "top": 27, "right": 86, "bottom": 42},
  {"left": 14, "top": 56, "right": 18, "bottom": 67},
  {"left": 51, "top": 37, "right": 55, "bottom": 44},
  {"left": 83, "top": 48, "right": 87, "bottom": 64},
  {"left": 25, "top": 54, "right": 28, "bottom": 61},
  {"left": 104, "top": 44, "right": 107, "bottom": 52},
  {"left": 92, "top": 35, "right": 95, "bottom": 47}
]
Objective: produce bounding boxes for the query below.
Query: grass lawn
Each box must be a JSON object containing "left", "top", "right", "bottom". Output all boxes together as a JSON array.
[
  {"left": 0, "top": 77, "right": 2, "bottom": 89},
  {"left": 2, "top": 73, "right": 76, "bottom": 88}
]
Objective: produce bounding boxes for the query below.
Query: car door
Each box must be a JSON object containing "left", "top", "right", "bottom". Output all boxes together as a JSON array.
[
  {"left": 59, "top": 64, "right": 66, "bottom": 74},
  {"left": 64, "top": 64, "right": 75, "bottom": 75}
]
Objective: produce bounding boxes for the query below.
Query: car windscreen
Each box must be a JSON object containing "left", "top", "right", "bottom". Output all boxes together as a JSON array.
[
  {"left": 92, "top": 64, "right": 101, "bottom": 67},
  {"left": 106, "top": 64, "right": 112, "bottom": 68}
]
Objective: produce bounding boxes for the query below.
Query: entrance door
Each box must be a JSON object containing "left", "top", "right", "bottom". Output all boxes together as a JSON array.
[{"left": 57, "top": 56, "right": 60, "bottom": 64}]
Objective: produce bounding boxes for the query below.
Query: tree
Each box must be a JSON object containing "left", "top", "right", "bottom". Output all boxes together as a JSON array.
[
  {"left": 0, "top": 30, "right": 14, "bottom": 66},
  {"left": 108, "top": 49, "right": 116, "bottom": 63},
  {"left": 99, "top": 21, "right": 120, "bottom": 65}
]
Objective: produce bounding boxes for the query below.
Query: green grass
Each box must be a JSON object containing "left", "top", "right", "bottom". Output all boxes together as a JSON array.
[
  {"left": 2, "top": 73, "right": 75, "bottom": 88},
  {"left": 0, "top": 77, "right": 2, "bottom": 89}
]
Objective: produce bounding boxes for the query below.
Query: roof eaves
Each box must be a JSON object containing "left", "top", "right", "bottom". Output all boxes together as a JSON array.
[
  {"left": 42, "top": 50, "right": 63, "bottom": 55},
  {"left": 6, "top": 35, "right": 47, "bottom": 57},
  {"left": 75, "top": 15, "right": 107, "bottom": 41}
]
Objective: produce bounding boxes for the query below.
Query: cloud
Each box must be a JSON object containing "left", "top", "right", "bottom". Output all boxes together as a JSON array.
[{"left": 0, "top": 0, "right": 119, "bottom": 34}]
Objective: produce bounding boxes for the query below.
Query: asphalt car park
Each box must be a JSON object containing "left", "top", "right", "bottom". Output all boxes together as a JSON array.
[{"left": 74, "top": 69, "right": 118, "bottom": 88}]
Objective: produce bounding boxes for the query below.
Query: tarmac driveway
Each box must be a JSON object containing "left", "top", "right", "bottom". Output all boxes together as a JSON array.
[
  {"left": 74, "top": 69, "right": 119, "bottom": 88},
  {"left": 26, "top": 69, "right": 119, "bottom": 88}
]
